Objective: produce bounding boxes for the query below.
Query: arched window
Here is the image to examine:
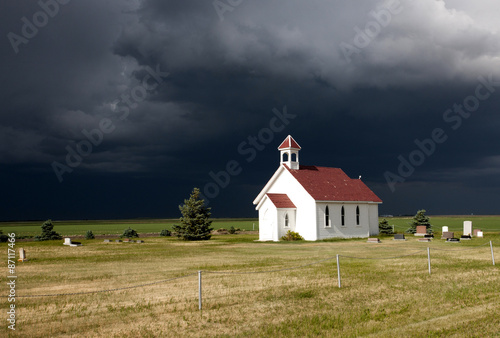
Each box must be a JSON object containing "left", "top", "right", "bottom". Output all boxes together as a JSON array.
[
  {"left": 341, "top": 206, "right": 345, "bottom": 226},
  {"left": 291, "top": 153, "right": 297, "bottom": 162},
  {"left": 325, "top": 206, "right": 330, "bottom": 227},
  {"left": 282, "top": 153, "right": 289, "bottom": 162},
  {"left": 284, "top": 213, "right": 289, "bottom": 227},
  {"left": 356, "top": 206, "right": 360, "bottom": 225}
]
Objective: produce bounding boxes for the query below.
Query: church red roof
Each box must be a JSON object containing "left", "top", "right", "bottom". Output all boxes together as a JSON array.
[
  {"left": 278, "top": 135, "right": 301, "bottom": 150},
  {"left": 285, "top": 165, "right": 382, "bottom": 202},
  {"left": 266, "top": 193, "right": 297, "bottom": 208}
]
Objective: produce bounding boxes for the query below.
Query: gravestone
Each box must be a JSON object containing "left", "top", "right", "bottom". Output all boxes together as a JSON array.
[
  {"left": 424, "top": 234, "right": 434, "bottom": 238},
  {"left": 367, "top": 238, "right": 381, "bottom": 243},
  {"left": 460, "top": 235, "right": 471, "bottom": 240},
  {"left": 463, "top": 221, "right": 472, "bottom": 236},
  {"left": 415, "top": 225, "right": 427, "bottom": 236},
  {"left": 394, "top": 234, "right": 406, "bottom": 240},
  {"left": 123, "top": 238, "right": 131, "bottom": 243},
  {"left": 103, "top": 239, "right": 111, "bottom": 243},
  {"left": 136, "top": 240, "right": 144, "bottom": 243},
  {"left": 418, "top": 238, "right": 431, "bottom": 242},
  {"left": 18, "top": 248, "right": 27, "bottom": 262},
  {"left": 115, "top": 239, "right": 122, "bottom": 243},
  {"left": 477, "top": 231, "right": 484, "bottom": 238},
  {"left": 63, "top": 237, "right": 72, "bottom": 245},
  {"left": 446, "top": 238, "right": 460, "bottom": 242},
  {"left": 473, "top": 229, "right": 481, "bottom": 237},
  {"left": 442, "top": 232, "right": 454, "bottom": 239},
  {"left": 442, "top": 226, "right": 449, "bottom": 233}
]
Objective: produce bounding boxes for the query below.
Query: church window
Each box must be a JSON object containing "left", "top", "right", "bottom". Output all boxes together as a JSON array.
[
  {"left": 325, "top": 206, "right": 330, "bottom": 227},
  {"left": 356, "top": 206, "right": 360, "bottom": 225},
  {"left": 284, "top": 213, "right": 289, "bottom": 228},
  {"left": 341, "top": 206, "right": 345, "bottom": 226}
]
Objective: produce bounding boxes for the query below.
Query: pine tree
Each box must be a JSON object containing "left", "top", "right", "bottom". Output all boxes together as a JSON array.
[
  {"left": 407, "top": 209, "right": 432, "bottom": 234},
  {"left": 35, "top": 219, "right": 62, "bottom": 241},
  {"left": 379, "top": 219, "right": 393, "bottom": 235},
  {"left": 173, "top": 188, "right": 213, "bottom": 241}
]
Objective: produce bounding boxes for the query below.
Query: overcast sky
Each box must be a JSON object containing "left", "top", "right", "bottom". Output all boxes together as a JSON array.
[{"left": 1, "top": 0, "right": 500, "bottom": 221}]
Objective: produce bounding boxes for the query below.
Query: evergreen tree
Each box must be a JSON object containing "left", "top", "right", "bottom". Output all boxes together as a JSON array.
[
  {"left": 35, "top": 219, "right": 62, "bottom": 241},
  {"left": 379, "top": 219, "right": 394, "bottom": 235},
  {"left": 173, "top": 188, "right": 213, "bottom": 241},
  {"left": 407, "top": 209, "right": 432, "bottom": 234}
]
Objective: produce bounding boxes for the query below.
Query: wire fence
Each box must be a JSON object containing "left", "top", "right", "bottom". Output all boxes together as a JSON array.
[{"left": 6, "top": 241, "right": 497, "bottom": 307}]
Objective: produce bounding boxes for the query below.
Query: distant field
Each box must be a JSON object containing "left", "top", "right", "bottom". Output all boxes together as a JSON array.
[
  {"left": 0, "top": 218, "right": 259, "bottom": 237},
  {"left": 1, "top": 215, "right": 499, "bottom": 238},
  {"left": 384, "top": 215, "right": 500, "bottom": 233}
]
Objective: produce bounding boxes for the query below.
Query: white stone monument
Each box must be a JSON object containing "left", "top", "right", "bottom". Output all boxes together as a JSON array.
[
  {"left": 463, "top": 221, "right": 472, "bottom": 236},
  {"left": 442, "top": 226, "right": 449, "bottom": 233},
  {"left": 63, "top": 238, "right": 72, "bottom": 245},
  {"left": 18, "top": 248, "right": 27, "bottom": 262},
  {"left": 477, "top": 231, "right": 484, "bottom": 238}
]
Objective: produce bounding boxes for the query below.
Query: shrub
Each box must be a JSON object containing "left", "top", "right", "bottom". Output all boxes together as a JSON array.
[
  {"left": 407, "top": 209, "right": 432, "bottom": 234},
  {"left": 0, "top": 230, "right": 8, "bottom": 243},
  {"left": 228, "top": 226, "right": 236, "bottom": 234},
  {"left": 281, "top": 230, "right": 304, "bottom": 241},
  {"left": 34, "top": 219, "right": 62, "bottom": 241},
  {"left": 379, "top": 219, "right": 394, "bottom": 235},
  {"left": 121, "top": 227, "right": 139, "bottom": 238},
  {"left": 160, "top": 229, "right": 172, "bottom": 237},
  {"left": 85, "top": 230, "right": 95, "bottom": 240}
]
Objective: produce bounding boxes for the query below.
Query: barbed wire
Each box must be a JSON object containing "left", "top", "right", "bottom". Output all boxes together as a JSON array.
[
  {"left": 6, "top": 273, "right": 198, "bottom": 298},
  {"left": 6, "top": 241, "right": 496, "bottom": 298},
  {"left": 339, "top": 249, "right": 425, "bottom": 260}
]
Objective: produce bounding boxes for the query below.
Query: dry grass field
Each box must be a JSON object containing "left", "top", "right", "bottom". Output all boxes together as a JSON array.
[{"left": 1, "top": 231, "right": 499, "bottom": 337}]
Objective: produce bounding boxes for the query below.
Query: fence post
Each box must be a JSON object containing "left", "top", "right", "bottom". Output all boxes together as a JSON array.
[
  {"left": 336, "top": 254, "right": 341, "bottom": 288},
  {"left": 491, "top": 241, "right": 495, "bottom": 266},
  {"left": 427, "top": 247, "right": 431, "bottom": 275},
  {"left": 198, "top": 270, "right": 202, "bottom": 310}
]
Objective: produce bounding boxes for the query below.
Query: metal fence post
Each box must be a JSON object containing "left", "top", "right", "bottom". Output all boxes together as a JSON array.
[
  {"left": 427, "top": 247, "right": 431, "bottom": 275},
  {"left": 198, "top": 270, "right": 202, "bottom": 310},
  {"left": 491, "top": 241, "right": 495, "bottom": 266},
  {"left": 336, "top": 254, "right": 341, "bottom": 288}
]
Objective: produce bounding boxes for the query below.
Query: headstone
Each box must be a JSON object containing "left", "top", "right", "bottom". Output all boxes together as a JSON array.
[
  {"left": 463, "top": 221, "right": 472, "bottom": 236},
  {"left": 18, "top": 248, "right": 27, "bottom": 262},
  {"left": 415, "top": 225, "right": 427, "bottom": 236},
  {"left": 103, "top": 239, "right": 111, "bottom": 243},
  {"left": 115, "top": 240, "right": 122, "bottom": 243},
  {"left": 367, "top": 238, "right": 381, "bottom": 243},
  {"left": 442, "top": 226, "right": 449, "bottom": 233},
  {"left": 477, "top": 231, "right": 484, "bottom": 238},
  {"left": 136, "top": 240, "right": 144, "bottom": 243},
  {"left": 424, "top": 234, "right": 434, "bottom": 238},
  {"left": 394, "top": 234, "right": 406, "bottom": 240},
  {"left": 473, "top": 229, "right": 481, "bottom": 237},
  {"left": 63, "top": 237, "right": 72, "bottom": 245},
  {"left": 460, "top": 235, "right": 471, "bottom": 240},
  {"left": 442, "top": 232, "right": 454, "bottom": 239},
  {"left": 446, "top": 238, "right": 460, "bottom": 242},
  {"left": 418, "top": 238, "right": 431, "bottom": 242},
  {"left": 123, "top": 238, "right": 130, "bottom": 242}
]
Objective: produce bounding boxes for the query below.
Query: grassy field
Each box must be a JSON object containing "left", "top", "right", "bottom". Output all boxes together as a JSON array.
[
  {"left": 1, "top": 220, "right": 499, "bottom": 337},
  {"left": 2, "top": 215, "right": 499, "bottom": 238},
  {"left": 0, "top": 219, "right": 259, "bottom": 237}
]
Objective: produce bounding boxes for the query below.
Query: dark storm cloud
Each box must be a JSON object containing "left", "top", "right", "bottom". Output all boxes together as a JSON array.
[{"left": 1, "top": 0, "right": 500, "bottom": 220}]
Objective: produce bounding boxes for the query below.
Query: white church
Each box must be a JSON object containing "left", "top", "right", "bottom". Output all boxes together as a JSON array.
[{"left": 253, "top": 135, "right": 382, "bottom": 241}]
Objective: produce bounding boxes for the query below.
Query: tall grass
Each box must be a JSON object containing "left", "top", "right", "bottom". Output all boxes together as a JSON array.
[{"left": 1, "top": 233, "right": 499, "bottom": 337}]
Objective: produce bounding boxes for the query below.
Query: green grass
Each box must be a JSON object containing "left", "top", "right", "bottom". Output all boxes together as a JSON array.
[
  {"left": 0, "top": 218, "right": 259, "bottom": 237},
  {"left": 382, "top": 215, "right": 500, "bottom": 233},
  {"left": 1, "top": 229, "right": 499, "bottom": 337}
]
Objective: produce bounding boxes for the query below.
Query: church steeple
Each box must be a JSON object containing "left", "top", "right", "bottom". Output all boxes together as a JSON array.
[{"left": 278, "top": 135, "right": 301, "bottom": 170}]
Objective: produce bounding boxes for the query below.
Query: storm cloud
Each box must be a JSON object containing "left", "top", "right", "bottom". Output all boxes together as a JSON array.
[{"left": 1, "top": 0, "right": 500, "bottom": 220}]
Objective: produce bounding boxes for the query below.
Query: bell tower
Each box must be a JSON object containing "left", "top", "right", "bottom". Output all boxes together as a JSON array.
[{"left": 278, "top": 135, "right": 301, "bottom": 170}]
